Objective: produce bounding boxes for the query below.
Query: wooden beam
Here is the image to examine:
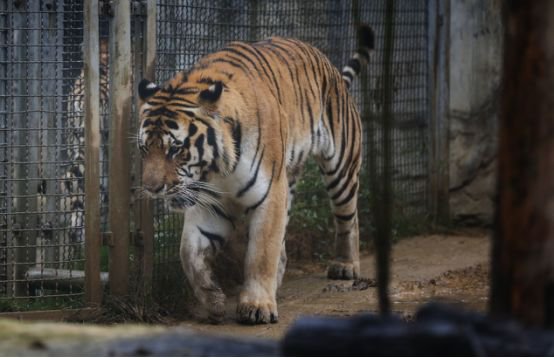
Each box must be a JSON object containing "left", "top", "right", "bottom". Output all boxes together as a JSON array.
[
  {"left": 108, "top": 0, "right": 132, "bottom": 297},
  {"left": 0, "top": 307, "right": 101, "bottom": 322},
  {"left": 428, "top": 0, "right": 451, "bottom": 225},
  {"left": 84, "top": 0, "right": 103, "bottom": 306},
  {"left": 490, "top": 0, "right": 554, "bottom": 328}
]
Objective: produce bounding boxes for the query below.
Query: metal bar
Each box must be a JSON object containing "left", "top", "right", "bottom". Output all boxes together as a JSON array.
[
  {"left": 108, "top": 0, "right": 132, "bottom": 297},
  {"left": 427, "top": 0, "right": 450, "bottom": 225},
  {"left": 84, "top": 0, "right": 103, "bottom": 306},
  {"left": 136, "top": 0, "right": 156, "bottom": 300},
  {"left": 26, "top": 267, "right": 109, "bottom": 290}
]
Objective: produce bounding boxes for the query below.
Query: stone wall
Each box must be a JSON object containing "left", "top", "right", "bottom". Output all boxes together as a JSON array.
[{"left": 448, "top": 0, "right": 503, "bottom": 225}]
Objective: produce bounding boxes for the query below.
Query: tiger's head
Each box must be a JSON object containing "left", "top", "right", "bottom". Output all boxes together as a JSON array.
[{"left": 137, "top": 72, "right": 241, "bottom": 211}]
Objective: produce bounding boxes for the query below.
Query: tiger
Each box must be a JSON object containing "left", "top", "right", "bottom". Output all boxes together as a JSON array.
[{"left": 137, "top": 25, "right": 374, "bottom": 324}]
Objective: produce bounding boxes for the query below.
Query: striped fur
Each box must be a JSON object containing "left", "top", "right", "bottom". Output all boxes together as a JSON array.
[{"left": 138, "top": 25, "right": 374, "bottom": 324}]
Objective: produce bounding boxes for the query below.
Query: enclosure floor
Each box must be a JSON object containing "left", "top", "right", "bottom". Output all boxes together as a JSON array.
[{"left": 180, "top": 231, "right": 490, "bottom": 339}]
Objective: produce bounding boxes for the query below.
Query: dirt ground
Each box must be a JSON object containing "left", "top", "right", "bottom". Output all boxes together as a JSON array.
[{"left": 178, "top": 231, "right": 491, "bottom": 339}]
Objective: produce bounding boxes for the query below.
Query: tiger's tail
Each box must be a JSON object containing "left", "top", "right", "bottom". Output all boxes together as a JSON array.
[{"left": 341, "top": 25, "right": 374, "bottom": 89}]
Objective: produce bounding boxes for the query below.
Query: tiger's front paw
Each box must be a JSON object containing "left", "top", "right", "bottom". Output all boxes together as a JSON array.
[
  {"left": 236, "top": 296, "right": 278, "bottom": 324},
  {"left": 327, "top": 261, "right": 360, "bottom": 280},
  {"left": 207, "top": 302, "right": 225, "bottom": 324}
]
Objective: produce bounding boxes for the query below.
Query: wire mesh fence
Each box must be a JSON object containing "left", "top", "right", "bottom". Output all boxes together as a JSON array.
[
  {"left": 0, "top": 0, "right": 84, "bottom": 310},
  {"left": 153, "top": 0, "right": 430, "bottom": 279},
  {"left": 0, "top": 0, "right": 433, "bottom": 314}
]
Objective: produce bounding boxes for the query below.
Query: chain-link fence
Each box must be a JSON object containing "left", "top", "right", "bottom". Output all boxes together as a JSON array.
[{"left": 0, "top": 0, "right": 435, "bottom": 315}]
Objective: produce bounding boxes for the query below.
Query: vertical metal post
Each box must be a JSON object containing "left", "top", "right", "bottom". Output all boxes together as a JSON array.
[
  {"left": 427, "top": 0, "right": 450, "bottom": 225},
  {"left": 108, "top": 0, "right": 132, "bottom": 296},
  {"left": 84, "top": 0, "right": 103, "bottom": 305},
  {"left": 135, "top": 0, "right": 156, "bottom": 300}
]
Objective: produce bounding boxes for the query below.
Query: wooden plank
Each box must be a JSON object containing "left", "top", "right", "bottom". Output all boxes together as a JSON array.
[
  {"left": 108, "top": 0, "right": 132, "bottom": 296},
  {"left": 490, "top": 0, "right": 554, "bottom": 329},
  {"left": 83, "top": 0, "right": 103, "bottom": 305},
  {"left": 0, "top": 307, "right": 101, "bottom": 322}
]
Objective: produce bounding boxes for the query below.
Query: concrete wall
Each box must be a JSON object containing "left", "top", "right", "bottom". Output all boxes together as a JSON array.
[{"left": 448, "top": 0, "right": 503, "bottom": 225}]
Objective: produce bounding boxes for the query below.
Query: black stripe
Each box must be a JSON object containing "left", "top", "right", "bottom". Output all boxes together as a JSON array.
[
  {"left": 238, "top": 148, "right": 264, "bottom": 197},
  {"left": 250, "top": 44, "right": 283, "bottom": 104},
  {"left": 148, "top": 107, "right": 177, "bottom": 118},
  {"left": 347, "top": 58, "right": 361, "bottom": 74},
  {"left": 246, "top": 161, "right": 276, "bottom": 214},
  {"left": 221, "top": 47, "right": 266, "bottom": 83},
  {"left": 334, "top": 180, "right": 357, "bottom": 206},
  {"left": 231, "top": 119, "right": 242, "bottom": 172},
  {"left": 210, "top": 58, "right": 250, "bottom": 74},
  {"left": 263, "top": 45, "right": 300, "bottom": 107},
  {"left": 251, "top": 110, "right": 262, "bottom": 170},
  {"left": 335, "top": 212, "right": 356, "bottom": 222},
  {"left": 206, "top": 126, "right": 218, "bottom": 159},
  {"left": 164, "top": 119, "right": 178, "bottom": 130},
  {"left": 234, "top": 43, "right": 282, "bottom": 104},
  {"left": 278, "top": 118, "right": 285, "bottom": 180},
  {"left": 325, "top": 91, "right": 348, "bottom": 176},
  {"left": 211, "top": 205, "right": 236, "bottom": 228},
  {"left": 198, "top": 226, "right": 225, "bottom": 253},
  {"left": 174, "top": 109, "right": 197, "bottom": 118},
  {"left": 189, "top": 123, "right": 198, "bottom": 137},
  {"left": 342, "top": 71, "right": 354, "bottom": 80},
  {"left": 195, "top": 134, "right": 205, "bottom": 161}
]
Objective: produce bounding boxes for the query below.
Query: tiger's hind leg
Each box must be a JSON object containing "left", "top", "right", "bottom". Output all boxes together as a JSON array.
[
  {"left": 317, "top": 144, "right": 361, "bottom": 280},
  {"left": 276, "top": 174, "right": 298, "bottom": 287}
]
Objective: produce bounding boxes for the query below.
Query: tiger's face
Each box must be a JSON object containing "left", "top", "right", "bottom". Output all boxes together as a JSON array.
[{"left": 137, "top": 77, "right": 226, "bottom": 211}]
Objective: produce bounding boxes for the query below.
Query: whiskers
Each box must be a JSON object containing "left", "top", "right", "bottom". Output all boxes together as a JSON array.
[{"left": 171, "top": 182, "right": 226, "bottom": 216}]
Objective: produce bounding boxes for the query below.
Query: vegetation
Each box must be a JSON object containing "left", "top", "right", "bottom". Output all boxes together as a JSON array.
[{"left": 287, "top": 159, "right": 432, "bottom": 261}]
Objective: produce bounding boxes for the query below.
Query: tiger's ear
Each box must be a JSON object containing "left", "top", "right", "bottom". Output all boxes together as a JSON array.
[
  {"left": 199, "top": 81, "right": 223, "bottom": 103},
  {"left": 138, "top": 79, "right": 160, "bottom": 101}
]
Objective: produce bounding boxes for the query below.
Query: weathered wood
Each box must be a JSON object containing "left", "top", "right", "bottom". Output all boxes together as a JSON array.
[
  {"left": 490, "top": 0, "right": 554, "bottom": 328},
  {"left": 374, "top": 0, "right": 395, "bottom": 316},
  {"left": 282, "top": 304, "right": 554, "bottom": 356},
  {"left": 108, "top": 0, "right": 133, "bottom": 297},
  {"left": 84, "top": 0, "right": 103, "bottom": 306},
  {"left": 135, "top": 0, "right": 156, "bottom": 302},
  {"left": 0, "top": 307, "right": 102, "bottom": 321},
  {"left": 0, "top": 319, "right": 278, "bottom": 356},
  {"left": 428, "top": 0, "right": 450, "bottom": 225}
]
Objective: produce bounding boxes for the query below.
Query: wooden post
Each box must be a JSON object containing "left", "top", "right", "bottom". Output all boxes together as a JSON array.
[
  {"left": 84, "top": 0, "right": 103, "bottom": 306},
  {"left": 427, "top": 0, "right": 450, "bottom": 226},
  {"left": 490, "top": 0, "right": 554, "bottom": 328},
  {"left": 108, "top": 0, "right": 132, "bottom": 297},
  {"left": 373, "top": 0, "right": 396, "bottom": 316},
  {"left": 134, "top": 0, "right": 156, "bottom": 300}
]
